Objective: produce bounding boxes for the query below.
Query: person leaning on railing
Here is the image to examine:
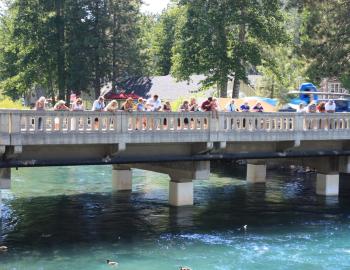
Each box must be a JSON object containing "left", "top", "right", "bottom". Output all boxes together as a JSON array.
[
  {"left": 179, "top": 100, "right": 190, "bottom": 127},
  {"left": 105, "top": 100, "right": 118, "bottom": 113},
  {"left": 54, "top": 100, "right": 70, "bottom": 111},
  {"left": 91, "top": 96, "right": 105, "bottom": 130},
  {"left": 35, "top": 96, "right": 46, "bottom": 130},
  {"left": 121, "top": 97, "right": 134, "bottom": 112},
  {"left": 72, "top": 98, "right": 84, "bottom": 111},
  {"left": 92, "top": 96, "right": 105, "bottom": 112},
  {"left": 35, "top": 96, "right": 46, "bottom": 111}
]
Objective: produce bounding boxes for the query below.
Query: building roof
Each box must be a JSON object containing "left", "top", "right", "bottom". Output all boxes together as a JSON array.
[
  {"left": 101, "top": 74, "right": 262, "bottom": 101},
  {"left": 101, "top": 75, "right": 216, "bottom": 101}
]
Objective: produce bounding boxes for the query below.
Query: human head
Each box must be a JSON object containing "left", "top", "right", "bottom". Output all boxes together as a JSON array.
[
  {"left": 190, "top": 97, "right": 196, "bottom": 104},
  {"left": 76, "top": 98, "right": 82, "bottom": 104},
  {"left": 111, "top": 100, "right": 118, "bottom": 106},
  {"left": 166, "top": 101, "right": 171, "bottom": 105},
  {"left": 183, "top": 100, "right": 189, "bottom": 105},
  {"left": 98, "top": 96, "right": 104, "bottom": 102},
  {"left": 208, "top": 97, "right": 213, "bottom": 102},
  {"left": 127, "top": 97, "right": 133, "bottom": 103},
  {"left": 329, "top": 100, "right": 334, "bottom": 104},
  {"left": 138, "top": 97, "right": 143, "bottom": 103},
  {"left": 153, "top": 95, "right": 159, "bottom": 101},
  {"left": 38, "top": 96, "right": 46, "bottom": 103},
  {"left": 231, "top": 99, "right": 235, "bottom": 104}
]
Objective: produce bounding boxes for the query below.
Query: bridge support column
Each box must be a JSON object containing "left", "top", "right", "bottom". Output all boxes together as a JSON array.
[
  {"left": 112, "top": 165, "right": 132, "bottom": 191},
  {"left": 169, "top": 180, "right": 193, "bottom": 207},
  {"left": 246, "top": 163, "right": 266, "bottom": 183},
  {"left": 0, "top": 168, "right": 11, "bottom": 189},
  {"left": 339, "top": 157, "right": 350, "bottom": 174},
  {"left": 316, "top": 173, "right": 339, "bottom": 196},
  {"left": 0, "top": 190, "right": 2, "bottom": 217}
]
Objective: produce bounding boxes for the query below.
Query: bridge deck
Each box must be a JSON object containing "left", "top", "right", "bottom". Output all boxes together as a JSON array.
[{"left": 0, "top": 111, "right": 348, "bottom": 168}]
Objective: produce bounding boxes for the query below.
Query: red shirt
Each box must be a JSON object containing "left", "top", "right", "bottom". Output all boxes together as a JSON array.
[{"left": 201, "top": 100, "right": 212, "bottom": 111}]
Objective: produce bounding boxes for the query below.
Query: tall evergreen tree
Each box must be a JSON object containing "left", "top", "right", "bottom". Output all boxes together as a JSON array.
[{"left": 172, "top": 0, "right": 287, "bottom": 98}]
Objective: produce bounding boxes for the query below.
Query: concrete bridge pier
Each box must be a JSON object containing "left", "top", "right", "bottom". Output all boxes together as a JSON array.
[
  {"left": 246, "top": 161, "right": 267, "bottom": 183},
  {"left": 169, "top": 180, "right": 194, "bottom": 207},
  {"left": 133, "top": 161, "right": 210, "bottom": 207},
  {"left": 0, "top": 168, "right": 11, "bottom": 217},
  {"left": 0, "top": 189, "right": 2, "bottom": 217},
  {"left": 316, "top": 173, "right": 339, "bottom": 196},
  {"left": 0, "top": 168, "right": 11, "bottom": 190},
  {"left": 112, "top": 165, "right": 132, "bottom": 191}
]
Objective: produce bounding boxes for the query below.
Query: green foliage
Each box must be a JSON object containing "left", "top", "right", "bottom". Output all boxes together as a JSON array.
[
  {"left": 298, "top": 0, "right": 350, "bottom": 83},
  {"left": 0, "top": 97, "right": 27, "bottom": 109},
  {"left": 0, "top": 0, "right": 146, "bottom": 100},
  {"left": 150, "top": 6, "right": 182, "bottom": 76},
  {"left": 171, "top": 0, "right": 287, "bottom": 98}
]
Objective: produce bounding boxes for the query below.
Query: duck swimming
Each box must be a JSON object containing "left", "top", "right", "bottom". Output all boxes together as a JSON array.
[
  {"left": 106, "top": 260, "right": 118, "bottom": 267},
  {"left": 0, "top": 246, "right": 8, "bottom": 252}
]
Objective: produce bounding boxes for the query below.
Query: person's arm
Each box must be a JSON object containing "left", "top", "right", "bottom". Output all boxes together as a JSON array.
[{"left": 91, "top": 101, "right": 97, "bottom": 111}]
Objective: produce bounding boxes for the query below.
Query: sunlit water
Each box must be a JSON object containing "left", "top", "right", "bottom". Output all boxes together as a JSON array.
[{"left": 1, "top": 163, "right": 350, "bottom": 270}]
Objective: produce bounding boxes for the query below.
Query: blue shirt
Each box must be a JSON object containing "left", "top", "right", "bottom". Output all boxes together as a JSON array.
[{"left": 240, "top": 105, "right": 250, "bottom": 112}]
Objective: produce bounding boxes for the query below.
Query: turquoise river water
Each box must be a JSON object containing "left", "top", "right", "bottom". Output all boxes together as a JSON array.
[{"left": 1, "top": 163, "right": 350, "bottom": 270}]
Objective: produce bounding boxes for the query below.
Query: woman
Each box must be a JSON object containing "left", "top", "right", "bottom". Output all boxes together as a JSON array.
[
  {"left": 189, "top": 98, "right": 199, "bottom": 112},
  {"left": 252, "top": 102, "right": 264, "bottom": 113},
  {"left": 121, "top": 98, "right": 134, "bottom": 112},
  {"left": 35, "top": 96, "right": 46, "bottom": 111},
  {"left": 54, "top": 100, "right": 70, "bottom": 111},
  {"left": 179, "top": 100, "right": 190, "bottom": 112},
  {"left": 179, "top": 100, "right": 190, "bottom": 127},
  {"left": 136, "top": 98, "right": 145, "bottom": 112},
  {"left": 162, "top": 101, "right": 172, "bottom": 127},
  {"left": 53, "top": 100, "right": 69, "bottom": 131},
  {"left": 105, "top": 100, "right": 119, "bottom": 112},
  {"left": 317, "top": 102, "right": 326, "bottom": 113},
  {"left": 163, "top": 101, "right": 172, "bottom": 112},
  {"left": 71, "top": 98, "right": 84, "bottom": 130},
  {"left": 72, "top": 98, "right": 84, "bottom": 111},
  {"left": 35, "top": 96, "right": 46, "bottom": 130}
]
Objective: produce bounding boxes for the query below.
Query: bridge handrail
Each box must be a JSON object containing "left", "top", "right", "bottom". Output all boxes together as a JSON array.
[{"left": 0, "top": 110, "right": 350, "bottom": 146}]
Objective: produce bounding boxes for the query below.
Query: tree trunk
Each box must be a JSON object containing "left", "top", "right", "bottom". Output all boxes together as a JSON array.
[
  {"left": 232, "top": 12, "right": 247, "bottom": 99},
  {"left": 55, "top": 0, "right": 65, "bottom": 100},
  {"left": 271, "top": 78, "right": 275, "bottom": 99},
  {"left": 111, "top": 2, "right": 118, "bottom": 91},
  {"left": 232, "top": 79, "right": 240, "bottom": 98},
  {"left": 217, "top": 79, "right": 228, "bottom": 98},
  {"left": 93, "top": 0, "right": 101, "bottom": 99}
]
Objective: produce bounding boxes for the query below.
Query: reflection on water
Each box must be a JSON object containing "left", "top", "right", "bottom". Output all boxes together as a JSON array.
[{"left": 1, "top": 163, "right": 350, "bottom": 269}]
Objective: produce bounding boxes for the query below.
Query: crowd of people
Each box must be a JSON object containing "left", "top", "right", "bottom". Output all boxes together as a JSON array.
[
  {"left": 297, "top": 100, "right": 336, "bottom": 113},
  {"left": 35, "top": 95, "right": 337, "bottom": 114}
]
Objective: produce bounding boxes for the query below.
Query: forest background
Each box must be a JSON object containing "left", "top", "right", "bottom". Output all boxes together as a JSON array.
[{"left": 0, "top": 0, "right": 348, "bottom": 104}]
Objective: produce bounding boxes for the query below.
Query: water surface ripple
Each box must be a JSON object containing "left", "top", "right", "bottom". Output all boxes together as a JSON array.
[{"left": 1, "top": 164, "right": 350, "bottom": 269}]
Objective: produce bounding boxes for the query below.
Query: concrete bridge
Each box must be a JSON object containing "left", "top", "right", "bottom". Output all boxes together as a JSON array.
[{"left": 1, "top": 110, "right": 350, "bottom": 207}]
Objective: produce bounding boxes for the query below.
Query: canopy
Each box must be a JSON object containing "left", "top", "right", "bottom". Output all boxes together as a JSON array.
[{"left": 104, "top": 92, "right": 140, "bottom": 100}]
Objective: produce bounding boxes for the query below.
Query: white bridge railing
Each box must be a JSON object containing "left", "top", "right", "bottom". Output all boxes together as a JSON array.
[{"left": 0, "top": 111, "right": 349, "bottom": 145}]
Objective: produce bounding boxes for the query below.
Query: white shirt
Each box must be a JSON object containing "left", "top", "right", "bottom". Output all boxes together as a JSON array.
[
  {"left": 226, "top": 103, "right": 236, "bottom": 112},
  {"left": 325, "top": 102, "right": 336, "bottom": 112},
  {"left": 92, "top": 100, "right": 105, "bottom": 111},
  {"left": 146, "top": 98, "right": 162, "bottom": 111}
]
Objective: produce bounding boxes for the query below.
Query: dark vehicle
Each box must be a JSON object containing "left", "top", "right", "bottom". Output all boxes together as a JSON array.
[{"left": 333, "top": 100, "right": 350, "bottom": 112}]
